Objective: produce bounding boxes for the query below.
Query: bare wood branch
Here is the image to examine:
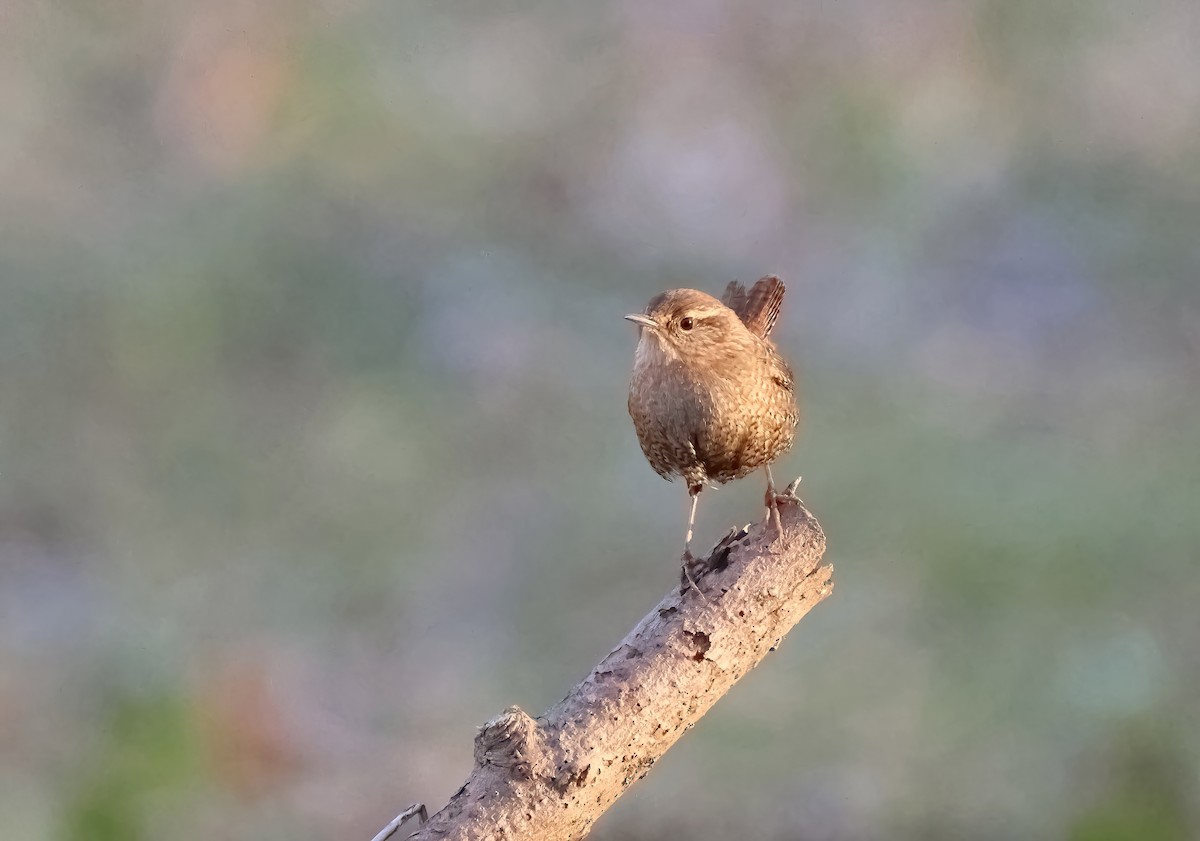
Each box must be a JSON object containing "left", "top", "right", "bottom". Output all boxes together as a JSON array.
[{"left": 404, "top": 495, "right": 832, "bottom": 841}]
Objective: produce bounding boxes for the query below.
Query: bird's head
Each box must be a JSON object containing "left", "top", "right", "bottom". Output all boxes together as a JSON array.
[{"left": 625, "top": 289, "right": 750, "bottom": 363}]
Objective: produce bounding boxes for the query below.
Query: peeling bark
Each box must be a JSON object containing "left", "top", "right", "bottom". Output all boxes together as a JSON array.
[{"left": 405, "top": 496, "right": 832, "bottom": 841}]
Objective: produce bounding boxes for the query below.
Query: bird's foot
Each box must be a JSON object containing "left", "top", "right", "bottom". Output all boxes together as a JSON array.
[
  {"left": 679, "top": 550, "right": 710, "bottom": 601},
  {"left": 766, "top": 499, "right": 784, "bottom": 542},
  {"left": 764, "top": 474, "right": 803, "bottom": 509},
  {"left": 780, "top": 474, "right": 803, "bottom": 501},
  {"left": 762, "top": 475, "right": 802, "bottom": 546},
  {"left": 371, "top": 804, "right": 427, "bottom": 841}
]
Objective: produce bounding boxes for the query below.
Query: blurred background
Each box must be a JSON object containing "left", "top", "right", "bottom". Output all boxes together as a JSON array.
[{"left": 2, "top": 1, "right": 1198, "bottom": 839}]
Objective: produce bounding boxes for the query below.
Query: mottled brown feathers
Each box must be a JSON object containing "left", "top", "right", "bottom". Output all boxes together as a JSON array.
[{"left": 626, "top": 280, "right": 799, "bottom": 491}]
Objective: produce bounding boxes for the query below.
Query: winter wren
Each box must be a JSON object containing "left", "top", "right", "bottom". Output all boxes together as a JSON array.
[{"left": 625, "top": 276, "right": 799, "bottom": 577}]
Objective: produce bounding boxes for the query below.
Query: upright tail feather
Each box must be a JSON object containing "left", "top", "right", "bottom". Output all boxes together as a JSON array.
[{"left": 722, "top": 275, "right": 786, "bottom": 339}]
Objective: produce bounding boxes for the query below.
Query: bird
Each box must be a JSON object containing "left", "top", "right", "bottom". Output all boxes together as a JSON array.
[{"left": 625, "top": 276, "right": 800, "bottom": 588}]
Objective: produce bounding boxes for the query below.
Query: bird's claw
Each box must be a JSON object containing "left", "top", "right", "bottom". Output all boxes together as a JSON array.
[
  {"left": 781, "top": 474, "right": 803, "bottom": 500},
  {"left": 762, "top": 476, "right": 802, "bottom": 545},
  {"left": 679, "top": 550, "right": 709, "bottom": 600},
  {"left": 765, "top": 475, "right": 803, "bottom": 508},
  {"left": 371, "top": 804, "right": 427, "bottom": 841}
]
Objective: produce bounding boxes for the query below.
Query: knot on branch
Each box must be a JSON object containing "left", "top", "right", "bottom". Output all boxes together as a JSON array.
[{"left": 473, "top": 706, "right": 546, "bottom": 780}]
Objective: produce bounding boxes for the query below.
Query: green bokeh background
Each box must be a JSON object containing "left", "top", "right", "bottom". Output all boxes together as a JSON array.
[{"left": 2, "top": 2, "right": 1198, "bottom": 839}]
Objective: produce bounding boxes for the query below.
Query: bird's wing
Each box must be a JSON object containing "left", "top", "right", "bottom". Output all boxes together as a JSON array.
[{"left": 722, "top": 275, "right": 786, "bottom": 339}]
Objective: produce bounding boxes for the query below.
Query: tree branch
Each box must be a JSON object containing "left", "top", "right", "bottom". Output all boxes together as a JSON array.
[{"left": 402, "top": 495, "right": 832, "bottom": 841}]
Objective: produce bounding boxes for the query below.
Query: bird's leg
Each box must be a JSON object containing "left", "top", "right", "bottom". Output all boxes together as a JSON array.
[
  {"left": 764, "top": 465, "right": 783, "bottom": 539},
  {"left": 680, "top": 486, "right": 708, "bottom": 600},
  {"left": 371, "top": 804, "right": 427, "bottom": 841},
  {"left": 683, "top": 487, "right": 700, "bottom": 560}
]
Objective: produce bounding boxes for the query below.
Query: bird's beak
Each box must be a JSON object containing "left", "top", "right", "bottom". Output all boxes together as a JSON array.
[{"left": 624, "top": 313, "right": 658, "bottom": 330}]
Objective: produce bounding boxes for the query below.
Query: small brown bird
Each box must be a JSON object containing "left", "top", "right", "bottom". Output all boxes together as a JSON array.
[{"left": 625, "top": 276, "right": 800, "bottom": 582}]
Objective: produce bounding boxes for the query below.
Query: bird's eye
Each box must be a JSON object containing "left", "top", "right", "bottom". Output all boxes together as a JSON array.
[{"left": 679, "top": 317, "right": 694, "bottom": 331}]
